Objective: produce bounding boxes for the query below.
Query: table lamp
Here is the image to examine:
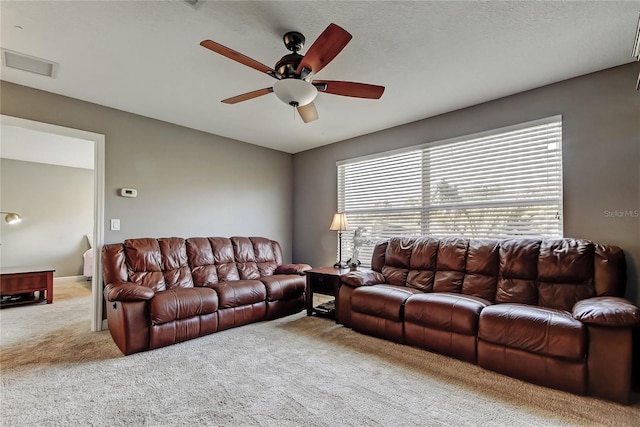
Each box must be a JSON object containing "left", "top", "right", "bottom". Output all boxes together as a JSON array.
[{"left": 329, "top": 212, "right": 349, "bottom": 268}]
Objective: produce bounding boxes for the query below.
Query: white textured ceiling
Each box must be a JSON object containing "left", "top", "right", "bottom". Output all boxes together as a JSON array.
[{"left": 0, "top": 1, "right": 638, "bottom": 154}]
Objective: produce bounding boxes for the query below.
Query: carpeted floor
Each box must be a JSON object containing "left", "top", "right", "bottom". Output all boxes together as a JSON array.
[{"left": 1, "top": 282, "right": 639, "bottom": 426}]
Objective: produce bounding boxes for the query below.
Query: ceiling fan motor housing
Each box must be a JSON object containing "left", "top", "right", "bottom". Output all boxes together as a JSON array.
[
  {"left": 283, "top": 31, "right": 305, "bottom": 52},
  {"left": 277, "top": 31, "right": 306, "bottom": 78},
  {"left": 275, "top": 53, "right": 303, "bottom": 78}
]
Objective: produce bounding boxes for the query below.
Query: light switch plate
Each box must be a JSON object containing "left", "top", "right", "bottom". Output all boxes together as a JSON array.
[{"left": 110, "top": 219, "right": 120, "bottom": 231}]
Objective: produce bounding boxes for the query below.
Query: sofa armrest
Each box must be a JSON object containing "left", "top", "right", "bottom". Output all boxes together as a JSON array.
[
  {"left": 572, "top": 297, "right": 640, "bottom": 327},
  {"left": 104, "top": 282, "right": 155, "bottom": 302},
  {"left": 275, "top": 263, "right": 312, "bottom": 275},
  {"left": 341, "top": 270, "right": 386, "bottom": 288}
]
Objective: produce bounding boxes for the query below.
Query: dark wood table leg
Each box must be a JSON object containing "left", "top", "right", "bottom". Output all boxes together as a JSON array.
[
  {"left": 334, "top": 281, "right": 340, "bottom": 320},
  {"left": 46, "top": 271, "right": 53, "bottom": 304},
  {"left": 305, "top": 275, "right": 313, "bottom": 316}
]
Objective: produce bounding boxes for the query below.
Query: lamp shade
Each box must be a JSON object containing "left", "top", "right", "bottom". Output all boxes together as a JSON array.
[
  {"left": 273, "top": 78, "right": 318, "bottom": 106},
  {"left": 1, "top": 212, "right": 22, "bottom": 224},
  {"left": 329, "top": 212, "right": 349, "bottom": 231}
]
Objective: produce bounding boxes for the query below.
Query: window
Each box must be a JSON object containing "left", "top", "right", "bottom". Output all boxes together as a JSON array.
[{"left": 337, "top": 116, "right": 563, "bottom": 266}]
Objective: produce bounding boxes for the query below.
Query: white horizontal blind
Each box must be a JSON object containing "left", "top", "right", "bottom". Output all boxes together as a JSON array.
[{"left": 337, "top": 118, "right": 563, "bottom": 266}]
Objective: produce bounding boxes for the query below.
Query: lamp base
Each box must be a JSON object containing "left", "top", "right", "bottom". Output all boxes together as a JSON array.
[{"left": 333, "top": 262, "right": 348, "bottom": 269}]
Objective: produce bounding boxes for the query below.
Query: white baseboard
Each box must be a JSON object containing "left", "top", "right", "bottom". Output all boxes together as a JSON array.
[
  {"left": 54, "top": 275, "right": 88, "bottom": 283},
  {"left": 101, "top": 318, "right": 108, "bottom": 331}
]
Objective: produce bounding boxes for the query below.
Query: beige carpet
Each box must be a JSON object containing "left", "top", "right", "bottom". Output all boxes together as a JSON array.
[{"left": 1, "top": 282, "right": 639, "bottom": 426}]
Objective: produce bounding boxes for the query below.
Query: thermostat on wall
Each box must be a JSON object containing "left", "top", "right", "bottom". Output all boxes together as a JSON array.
[{"left": 120, "top": 188, "right": 137, "bottom": 198}]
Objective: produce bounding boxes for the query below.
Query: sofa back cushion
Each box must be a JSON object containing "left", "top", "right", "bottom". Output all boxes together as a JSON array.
[
  {"left": 210, "top": 237, "right": 242, "bottom": 281},
  {"left": 232, "top": 237, "right": 261, "bottom": 280},
  {"left": 434, "top": 237, "right": 467, "bottom": 293},
  {"left": 185, "top": 236, "right": 285, "bottom": 285},
  {"left": 496, "top": 238, "right": 541, "bottom": 305},
  {"left": 103, "top": 243, "right": 129, "bottom": 285},
  {"left": 535, "top": 239, "right": 596, "bottom": 310},
  {"left": 371, "top": 240, "right": 389, "bottom": 272},
  {"left": 185, "top": 238, "right": 220, "bottom": 286},
  {"left": 122, "top": 237, "right": 193, "bottom": 292},
  {"left": 381, "top": 237, "right": 413, "bottom": 286},
  {"left": 186, "top": 237, "right": 240, "bottom": 284},
  {"left": 251, "top": 237, "right": 283, "bottom": 276},
  {"left": 463, "top": 239, "right": 500, "bottom": 301},
  {"left": 104, "top": 236, "right": 285, "bottom": 289},
  {"left": 407, "top": 237, "right": 438, "bottom": 292},
  {"left": 371, "top": 237, "right": 625, "bottom": 311},
  {"left": 159, "top": 238, "right": 194, "bottom": 289}
]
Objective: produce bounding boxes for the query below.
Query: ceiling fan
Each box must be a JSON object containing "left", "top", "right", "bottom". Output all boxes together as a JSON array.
[{"left": 200, "top": 23, "right": 385, "bottom": 123}]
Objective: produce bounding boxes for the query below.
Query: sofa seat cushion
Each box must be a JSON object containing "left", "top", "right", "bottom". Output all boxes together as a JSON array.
[
  {"left": 479, "top": 303, "right": 586, "bottom": 361},
  {"left": 260, "top": 275, "right": 305, "bottom": 301},
  {"left": 150, "top": 287, "right": 218, "bottom": 325},
  {"left": 209, "top": 280, "right": 267, "bottom": 308},
  {"left": 351, "top": 285, "right": 422, "bottom": 321},
  {"left": 405, "top": 293, "right": 491, "bottom": 336}
]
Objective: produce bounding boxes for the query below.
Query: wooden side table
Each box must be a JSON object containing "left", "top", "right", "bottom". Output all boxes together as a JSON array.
[
  {"left": 0, "top": 266, "right": 55, "bottom": 307},
  {"left": 304, "top": 267, "right": 351, "bottom": 319}
]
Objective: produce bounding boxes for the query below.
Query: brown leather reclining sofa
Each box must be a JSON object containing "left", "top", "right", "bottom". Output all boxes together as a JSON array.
[
  {"left": 102, "top": 236, "right": 310, "bottom": 356},
  {"left": 337, "top": 237, "right": 640, "bottom": 404}
]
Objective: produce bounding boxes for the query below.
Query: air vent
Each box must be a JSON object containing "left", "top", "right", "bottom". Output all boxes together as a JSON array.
[{"left": 1, "top": 49, "right": 58, "bottom": 78}]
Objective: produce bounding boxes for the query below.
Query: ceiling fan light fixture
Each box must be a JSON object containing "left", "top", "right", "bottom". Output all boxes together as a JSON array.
[{"left": 273, "top": 78, "right": 318, "bottom": 107}]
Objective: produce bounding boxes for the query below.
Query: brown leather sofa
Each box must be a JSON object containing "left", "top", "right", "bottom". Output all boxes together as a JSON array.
[
  {"left": 102, "top": 236, "right": 310, "bottom": 355},
  {"left": 338, "top": 237, "right": 640, "bottom": 404}
]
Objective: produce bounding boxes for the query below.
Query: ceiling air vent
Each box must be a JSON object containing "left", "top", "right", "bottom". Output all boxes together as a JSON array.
[{"left": 1, "top": 49, "right": 58, "bottom": 78}]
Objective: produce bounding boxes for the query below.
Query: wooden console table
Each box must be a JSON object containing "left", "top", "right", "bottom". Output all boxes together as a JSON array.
[{"left": 0, "top": 266, "right": 55, "bottom": 307}]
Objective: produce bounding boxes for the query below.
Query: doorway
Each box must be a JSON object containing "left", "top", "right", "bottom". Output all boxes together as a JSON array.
[{"left": 0, "top": 114, "right": 105, "bottom": 331}]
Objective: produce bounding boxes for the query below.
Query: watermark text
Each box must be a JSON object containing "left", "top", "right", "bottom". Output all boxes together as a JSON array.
[{"left": 603, "top": 210, "right": 639, "bottom": 218}]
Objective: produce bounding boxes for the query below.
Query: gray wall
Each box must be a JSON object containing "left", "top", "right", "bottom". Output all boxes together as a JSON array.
[
  {"left": 293, "top": 63, "right": 640, "bottom": 305},
  {"left": 0, "top": 81, "right": 294, "bottom": 261},
  {"left": 0, "top": 159, "right": 93, "bottom": 277}
]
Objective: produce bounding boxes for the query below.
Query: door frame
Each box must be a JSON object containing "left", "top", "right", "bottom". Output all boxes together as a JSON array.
[{"left": 1, "top": 114, "right": 106, "bottom": 331}]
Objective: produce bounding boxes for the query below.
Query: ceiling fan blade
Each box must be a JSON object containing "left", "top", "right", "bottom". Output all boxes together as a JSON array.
[
  {"left": 313, "top": 80, "right": 385, "bottom": 99},
  {"left": 221, "top": 87, "right": 273, "bottom": 104},
  {"left": 200, "top": 40, "right": 279, "bottom": 79},
  {"left": 296, "top": 23, "right": 352, "bottom": 77},
  {"left": 297, "top": 102, "right": 319, "bottom": 123}
]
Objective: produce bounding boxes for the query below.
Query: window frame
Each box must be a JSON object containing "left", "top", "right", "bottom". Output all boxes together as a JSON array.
[{"left": 336, "top": 115, "right": 564, "bottom": 266}]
